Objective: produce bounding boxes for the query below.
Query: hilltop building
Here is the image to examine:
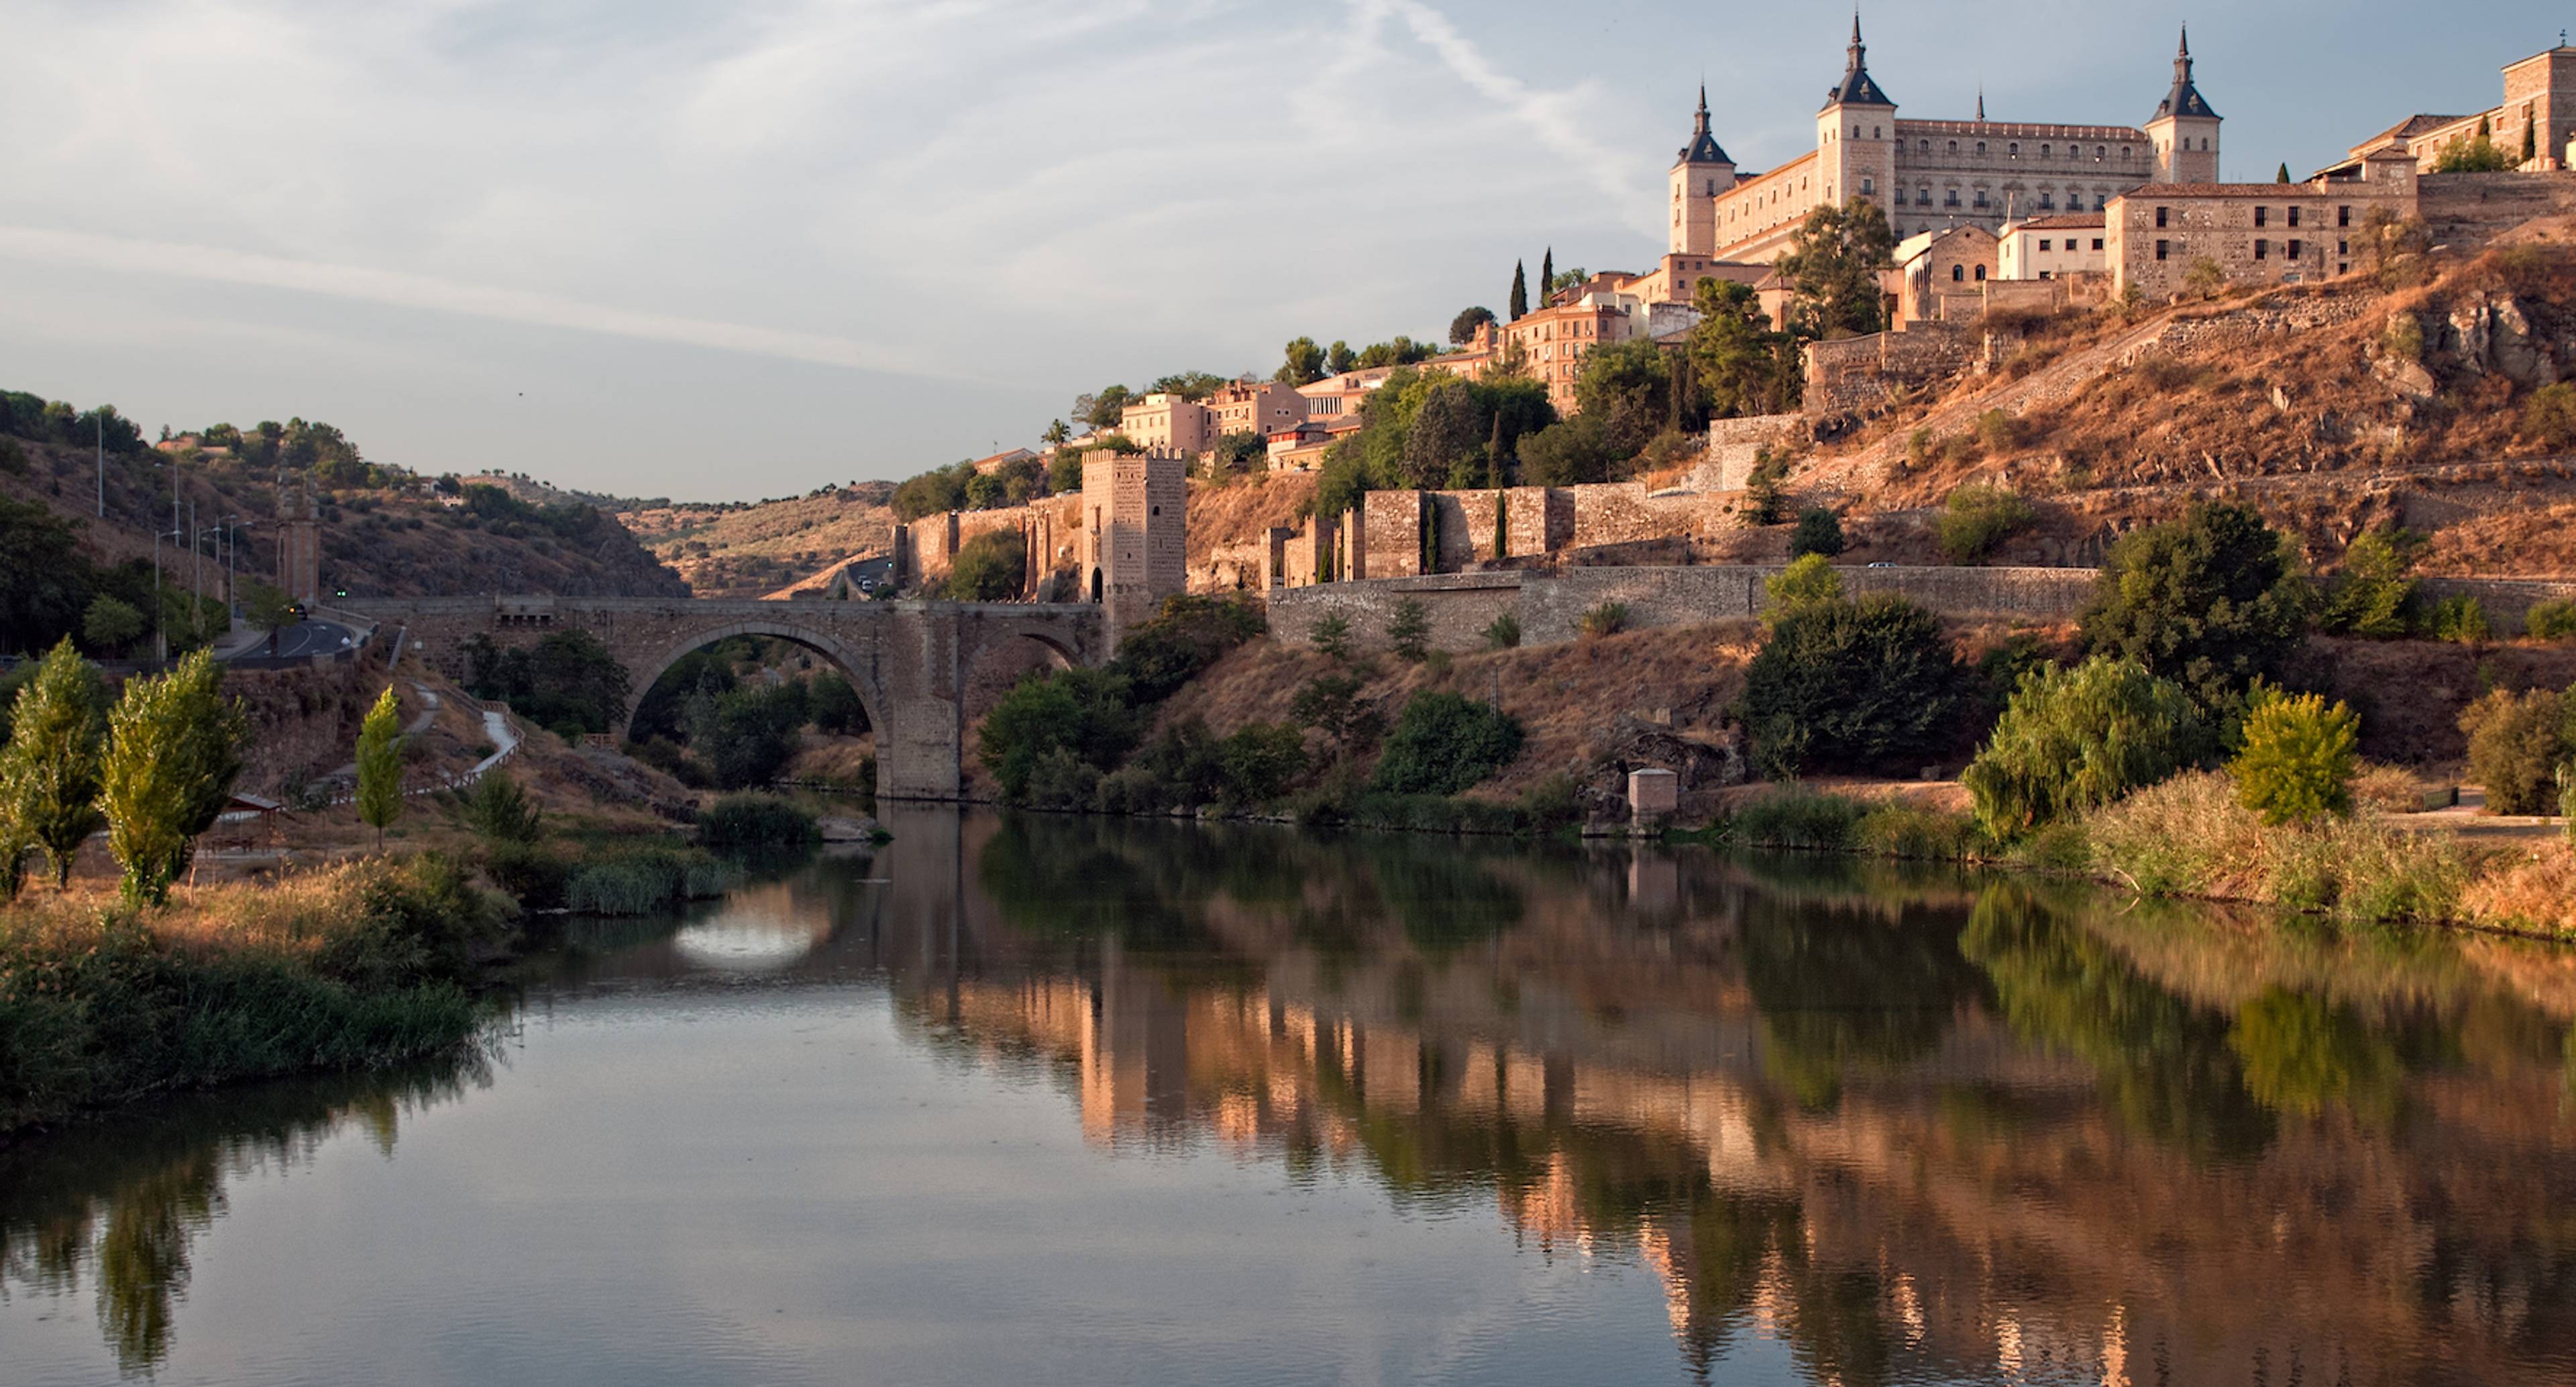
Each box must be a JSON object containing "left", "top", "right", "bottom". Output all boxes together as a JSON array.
[
  {"left": 1668, "top": 20, "right": 2223, "bottom": 264},
  {"left": 2322, "top": 42, "right": 2576, "bottom": 176}
]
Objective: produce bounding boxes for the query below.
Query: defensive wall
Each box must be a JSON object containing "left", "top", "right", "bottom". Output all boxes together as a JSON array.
[{"left": 1267, "top": 565, "right": 2576, "bottom": 653}]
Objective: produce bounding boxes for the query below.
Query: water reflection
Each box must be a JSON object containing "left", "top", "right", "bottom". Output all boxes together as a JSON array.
[{"left": 7, "top": 810, "right": 2576, "bottom": 1384}]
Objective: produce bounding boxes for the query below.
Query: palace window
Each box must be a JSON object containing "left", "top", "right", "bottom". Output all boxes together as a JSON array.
[
  {"left": 1975, "top": 265, "right": 1987, "bottom": 281},
  {"left": 2041, "top": 144, "right": 2051, "bottom": 158},
  {"left": 1977, "top": 141, "right": 1987, "bottom": 154},
  {"left": 2122, "top": 145, "right": 2133, "bottom": 159},
  {"left": 2288, "top": 239, "right": 2304, "bottom": 260},
  {"left": 1945, "top": 188, "right": 1961, "bottom": 207},
  {"left": 2338, "top": 205, "right": 2351, "bottom": 227},
  {"left": 1949, "top": 140, "right": 1960, "bottom": 154},
  {"left": 1974, "top": 190, "right": 1990, "bottom": 208},
  {"left": 2255, "top": 239, "right": 2269, "bottom": 260},
  {"left": 1861, "top": 176, "right": 1874, "bottom": 194},
  {"left": 1952, "top": 264, "right": 1965, "bottom": 282},
  {"left": 2097, "top": 146, "right": 2107, "bottom": 160},
  {"left": 2155, "top": 239, "right": 2169, "bottom": 261},
  {"left": 2009, "top": 142, "right": 2021, "bottom": 156},
  {"left": 1919, "top": 139, "right": 1930, "bottom": 153},
  {"left": 2039, "top": 239, "right": 2053, "bottom": 252},
  {"left": 2092, "top": 237, "right": 2105, "bottom": 251},
  {"left": 2254, "top": 207, "right": 2267, "bottom": 227},
  {"left": 2287, "top": 206, "right": 2301, "bottom": 228},
  {"left": 2039, "top": 192, "right": 2055, "bottom": 210},
  {"left": 2155, "top": 206, "right": 2169, "bottom": 227}
]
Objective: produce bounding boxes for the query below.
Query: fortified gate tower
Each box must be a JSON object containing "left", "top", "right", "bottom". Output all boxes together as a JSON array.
[{"left": 1079, "top": 448, "right": 1185, "bottom": 656}]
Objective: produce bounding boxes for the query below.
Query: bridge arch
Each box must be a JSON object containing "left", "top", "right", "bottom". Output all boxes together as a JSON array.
[{"left": 623, "top": 618, "right": 891, "bottom": 746}]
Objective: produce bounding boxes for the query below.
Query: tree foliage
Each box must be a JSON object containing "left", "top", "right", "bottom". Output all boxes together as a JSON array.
[
  {"left": 1741, "top": 595, "right": 1964, "bottom": 779},
  {"left": 2080, "top": 502, "right": 2310, "bottom": 716},
  {"left": 1775, "top": 198, "right": 1897, "bottom": 338},
  {"left": 1368, "top": 692, "right": 1522, "bottom": 795},
  {"left": 2229, "top": 685, "right": 2359, "bottom": 826},
  {"left": 1788, "top": 507, "right": 1845, "bottom": 559},
  {"left": 99, "top": 650, "right": 246, "bottom": 905},
  {"left": 1763, "top": 553, "right": 1843, "bottom": 618},
  {"left": 0, "top": 639, "right": 105, "bottom": 887},
  {"left": 462, "top": 629, "right": 633, "bottom": 738},
  {"left": 1278, "top": 337, "right": 1328, "bottom": 386},
  {"left": 2320, "top": 528, "right": 2420, "bottom": 638},
  {"left": 1509, "top": 261, "right": 1529, "bottom": 321},
  {"left": 355, "top": 686, "right": 405, "bottom": 849},
  {"left": 1688, "top": 279, "right": 1801, "bottom": 418},
  {"left": 460, "top": 771, "right": 544, "bottom": 844},
  {"left": 2459, "top": 686, "right": 2571, "bottom": 816},
  {"left": 1962, "top": 656, "right": 2204, "bottom": 839},
  {"left": 1935, "top": 485, "right": 2035, "bottom": 564},
  {"left": 1448, "top": 306, "right": 1496, "bottom": 345},
  {"left": 942, "top": 529, "right": 1027, "bottom": 601}
]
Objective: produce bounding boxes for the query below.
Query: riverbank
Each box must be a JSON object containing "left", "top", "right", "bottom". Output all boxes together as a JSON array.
[
  {"left": 0, "top": 854, "right": 506, "bottom": 1135},
  {"left": 1685, "top": 773, "right": 2576, "bottom": 938}
]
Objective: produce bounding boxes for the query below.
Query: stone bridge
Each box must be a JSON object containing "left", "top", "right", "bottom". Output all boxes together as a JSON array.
[{"left": 343, "top": 595, "right": 1106, "bottom": 799}]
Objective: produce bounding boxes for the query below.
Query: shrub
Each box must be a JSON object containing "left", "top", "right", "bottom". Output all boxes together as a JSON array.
[
  {"left": 2229, "top": 685, "right": 2360, "bottom": 826},
  {"left": 1291, "top": 672, "right": 1378, "bottom": 759},
  {"left": 1935, "top": 484, "right": 2035, "bottom": 564},
  {"left": 2087, "top": 771, "right": 2467, "bottom": 923},
  {"left": 1311, "top": 614, "right": 1356, "bottom": 663},
  {"left": 0, "top": 639, "right": 104, "bottom": 889},
  {"left": 941, "top": 529, "right": 1027, "bottom": 601},
  {"left": 2459, "top": 687, "right": 2569, "bottom": 816},
  {"left": 566, "top": 857, "right": 682, "bottom": 916},
  {"left": 2381, "top": 313, "right": 2425, "bottom": 364},
  {"left": 2320, "top": 528, "right": 2420, "bottom": 638},
  {"left": 1788, "top": 507, "right": 1845, "bottom": 559},
  {"left": 1729, "top": 789, "right": 1864, "bottom": 850},
  {"left": 977, "top": 667, "right": 1143, "bottom": 802},
  {"left": 2419, "top": 594, "right": 2492, "bottom": 644},
  {"left": 2080, "top": 502, "right": 2311, "bottom": 716},
  {"left": 1024, "top": 746, "right": 1102, "bottom": 810},
  {"left": 1370, "top": 692, "right": 1523, "bottom": 796},
  {"left": 1481, "top": 613, "right": 1521, "bottom": 650},
  {"left": 1853, "top": 803, "right": 1983, "bottom": 860},
  {"left": 482, "top": 840, "right": 570, "bottom": 911},
  {"left": 1110, "top": 594, "right": 1266, "bottom": 702},
  {"left": 1741, "top": 594, "right": 1964, "bottom": 779},
  {"left": 1387, "top": 599, "right": 1431, "bottom": 663},
  {"left": 2528, "top": 598, "right": 2576, "bottom": 641},
  {"left": 1578, "top": 602, "right": 1630, "bottom": 639},
  {"left": 699, "top": 793, "right": 820, "bottom": 847},
  {"left": 461, "top": 772, "right": 545, "bottom": 843},
  {"left": 1218, "top": 722, "right": 1308, "bottom": 806},
  {"left": 1962, "top": 655, "right": 2203, "bottom": 839},
  {"left": 1764, "top": 553, "right": 1843, "bottom": 618},
  {"left": 1905, "top": 429, "right": 1933, "bottom": 471},
  {"left": 2525, "top": 383, "right": 2576, "bottom": 451},
  {"left": 1974, "top": 408, "right": 2021, "bottom": 451}
]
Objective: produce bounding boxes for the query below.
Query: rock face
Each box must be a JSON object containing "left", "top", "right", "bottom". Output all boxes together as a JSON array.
[
  {"left": 2443, "top": 294, "right": 2561, "bottom": 387},
  {"left": 1572, "top": 718, "right": 1745, "bottom": 826}
]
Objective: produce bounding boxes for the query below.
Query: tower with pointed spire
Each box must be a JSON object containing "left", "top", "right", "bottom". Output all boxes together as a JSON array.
[
  {"left": 2145, "top": 25, "right": 2222, "bottom": 182},
  {"left": 1816, "top": 12, "right": 1898, "bottom": 219},
  {"left": 1669, "top": 84, "right": 1736, "bottom": 256}
]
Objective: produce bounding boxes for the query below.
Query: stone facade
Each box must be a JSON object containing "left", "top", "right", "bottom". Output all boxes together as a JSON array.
[
  {"left": 1894, "top": 225, "right": 1996, "bottom": 323},
  {"left": 2108, "top": 147, "right": 2417, "bottom": 300},
  {"left": 1802, "top": 321, "right": 1977, "bottom": 416},
  {"left": 1674, "top": 21, "right": 2218, "bottom": 265},
  {"left": 1202, "top": 380, "right": 1307, "bottom": 441},
  {"left": 1116, "top": 393, "right": 1215, "bottom": 455},
  {"left": 276, "top": 474, "right": 323, "bottom": 604},
  {"left": 2336, "top": 45, "right": 2576, "bottom": 176},
  {"left": 1080, "top": 449, "right": 1187, "bottom": 655},
  {"left": 1996, "top": 213, "right": 2107, "bottom": 281},
  {"left": 1698, "top": 415, "right": 1805, "bottom": 492}
]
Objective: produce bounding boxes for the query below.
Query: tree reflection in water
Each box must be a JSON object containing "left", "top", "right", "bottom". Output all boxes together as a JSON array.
[{"left": 0, "top": 1056, "right": 489, "bottom": 1376}]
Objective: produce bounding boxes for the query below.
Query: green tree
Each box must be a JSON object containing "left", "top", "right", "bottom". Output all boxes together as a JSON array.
[
  {"left": 1763, "top": 553, "right": 1843, "bottom": 618},
  {"left": 99, "top": 650, "right": 246, "bottom": 905},
  {"left": 1310, "top": 614, "right": 1356, "bottom": 664},
  {"left": 0, "top": 496, "right": 92, "bottom": 655},
  {"left": 1076, "top": 385, "right": 1134, "bottom": 431},
  {"left": 1775, "top": 197, "right": 1898, "bottom": 337},
  {"left": 2458, "top": 687, "right": 2569, "bottom": 816},
  {"left": 1387, "top": 599, "right": 1431, "bottom": 663},
  {"left": 2275, "top": 162, "right": 2292, "bottom": 183},
  {"left": 1509, "top": 261, "right": 1529, "bottom": 321},
  {"left": 354, "top": 685, "right": 405, "bottom": 850},
  {"left": 1448, "top": 306, "right": 1496, "bottom": 345},
  {"left": 2320, "top": 527, "right": 2419, "bottom": 637},
  {"left": 2230, "top": 685, "right": 2359, "bottom": 826},
  {"left": 2522, "top": 382, "right": 2576, "bottom": 449},
  {"left": 1218, "top": 722, "right": 1307, "bottom": 805},
  {"left": 1540, "top": 249, "right": 1554, "bottom": 309},
  {"left": 1040, "top": 419, "right": 1072, "bottom": 448},
  {"left": 1788, "top": 507, "right": 1845, "bottom": 559},
  {"left": 2080, "top": 502, "right": 2311, "bottom": 716},
  {"left": 1517, "top": 413, "right": 1616, "bottom": 485},
  {"left": 0, "top": 639, "right": 105, "bottom": 888},
  {"left": 2433, "top": 117, "right": 2516, "bottom": 172},
  {"left": 1290, "top": 671, "right": 1372, "bottom": 760},
  {"left": 1688, "top": 279, "right": 1799, "bottom": 418},
  {"left": 977, "top": 668, "right": 1143, "bottom": 801},
  {"left": 460, "top": 771, "right": 544, "bottom": 843},
  {"left": 942, "top": 529, "right": 1027, "bottom": 601},
  {"left": 1327, "top": 341, "right": 1358, "bottom": 374},
  {"left": 1370, "top": 691, "right": 1522, "bottom": 795},
  {"left": 1278, "top": 337, "right": 1328, "bottom": 386},
  {"left": 82, "top": 595, "right": 146, "bottom": 656},
  {"left": 1572, "top": 337, "right": 1672, "bottom": 459},
  {"left": 1400, "top": 379, "right": 1487, "bottom": 487},
  {"left": 1741, "top": 594, "right": 1964, "bottom": 779},
  {"left": 1962, "top": 656, "right": 2204, "bottom": 838}
]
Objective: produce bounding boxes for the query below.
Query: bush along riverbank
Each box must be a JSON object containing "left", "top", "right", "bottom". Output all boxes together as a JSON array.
[{"left": 0, "top": 854, "right": 503, "bottom": 1135}]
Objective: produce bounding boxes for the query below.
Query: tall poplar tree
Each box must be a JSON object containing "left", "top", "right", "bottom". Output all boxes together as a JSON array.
[
  {"left": 1540, "top": 248, "right": 1554, "bottom": 307},
  {"left": 355, "top": 686, "right": 404, "bottom": 851},
  {"left": 99, "top": 650, "right": 246, "bottom": 905},
  {"left": 0, "top": 639, "right": 103, "bottom": 889},
  {"left": 1508, "top": 262, "right": 1528, "bottom": 321}
]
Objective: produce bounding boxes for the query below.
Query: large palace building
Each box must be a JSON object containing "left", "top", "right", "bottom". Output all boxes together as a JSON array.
[{"left": 1672, "top": 19, "right": 2223, "bottom": 262}]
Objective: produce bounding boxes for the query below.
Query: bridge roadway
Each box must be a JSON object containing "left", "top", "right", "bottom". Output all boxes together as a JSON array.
[{"left": 342, "top": 594, "right": 1107, "bottom": 801}]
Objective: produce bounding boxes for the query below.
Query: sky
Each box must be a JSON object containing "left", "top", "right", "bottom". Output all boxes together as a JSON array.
[{"left": 0, "top": 1, "right": 2557, "bottom": 502}]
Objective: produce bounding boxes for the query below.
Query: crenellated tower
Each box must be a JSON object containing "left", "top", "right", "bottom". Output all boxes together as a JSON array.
[
  {"left": 1816, "top": 13, "right": 1897, "bottom": 217},
  {"left": 2146, "top": 26, "right": 2222, "bottom": 182},
  {"left": 1669, "top": 85, "right": 1735, "bottom": 256}
]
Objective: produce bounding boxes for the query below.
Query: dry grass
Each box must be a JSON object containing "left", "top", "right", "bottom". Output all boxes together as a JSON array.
[
  {"left": 2458, "top": 842, "right": 2576, "bottom": 934},
  {"left": 2086, "top": 771, "right": 2474, "bottom": 923},
  {"left": 1183, "top": 471, "right": 1318, "bottom": 569}
]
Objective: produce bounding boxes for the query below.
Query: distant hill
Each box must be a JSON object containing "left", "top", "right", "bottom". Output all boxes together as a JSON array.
[{"left": 622, "top": 482, "right": 897, "bottom": 598}]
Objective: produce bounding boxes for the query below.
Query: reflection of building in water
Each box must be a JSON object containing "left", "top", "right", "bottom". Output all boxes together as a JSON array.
[{"left": 888, "top": 810, "right": 2576, "bottom": 1387}]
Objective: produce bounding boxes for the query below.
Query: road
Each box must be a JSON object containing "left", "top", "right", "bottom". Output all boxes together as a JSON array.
[{"left": 256, "top": 618, "right": 360, "bottom": 661}]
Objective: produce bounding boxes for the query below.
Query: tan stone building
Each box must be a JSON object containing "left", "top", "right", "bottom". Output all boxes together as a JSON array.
[
  {"left": 1668, "top": 21, "right": 2221, "bottom": 264},
  {"left": 1502, "top": 299, "right": 1627, "bottom": 412},
  {"left": 1116, "top": 392, "right": 1215, "bottom": 455},
  {"left": 2326, "top": 44, "right": 2576, "bottom": 176},
  {"left": 1996, "top": 213, "right": 2107, "bottom": 280},
  {"left": 1200, "top": 380, "right": 1307, "bottom": 441},
  {"left": 1892, "top": 225, "right": 1996, "bottom": 323},
  {"left": 2106, "top": 146, "right": 2418, "bottom": 300},
  {"left": 1079, "top": 449, "right": 1185, "bottom": 653}
]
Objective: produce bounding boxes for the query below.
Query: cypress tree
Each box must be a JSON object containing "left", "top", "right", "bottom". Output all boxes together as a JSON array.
[
  {"left": 1509, "top": 261, "right": 1527, "bottom": 321},
  {"left": 2275, "top": 162, "right": 2291, "bottom": 184},
  {"left": 1540, "top": 247, "right": 1555, "bottom": 305},
  {"left": 0, "top": 639, "right": 104, "bottom": 890},
  {"left": 2526, "top": 121, "right": 2539, "bottom": 164},
  {"left": 355, "top": 685, "right": 404, "bottom": 851}
]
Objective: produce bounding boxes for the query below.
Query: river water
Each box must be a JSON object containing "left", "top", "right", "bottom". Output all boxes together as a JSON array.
[{"left": 7, "top": 810, "right": 2576, "bottom": 1386}]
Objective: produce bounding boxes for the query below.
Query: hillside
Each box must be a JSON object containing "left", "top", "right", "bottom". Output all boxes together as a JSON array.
[
  {"left": 1802, "top": 230, "right": 2576, "bottom": 577},
  {"left": 621, "top": 482, "right": 896, "bottom": 598},
  {"left": 0, "top": 438, "right": 686, "bottom": 600}
]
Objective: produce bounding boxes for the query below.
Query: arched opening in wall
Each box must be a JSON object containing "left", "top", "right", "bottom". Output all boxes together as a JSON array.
[
  {"left": 957, "top": 625, "right": 1084, "bottom": 799},
  {"left": 1089, "top": 567, "right": 1104, "bottom": 604},
  {"left": 625, "top": 624, "right": 883, "bottom": 795}
]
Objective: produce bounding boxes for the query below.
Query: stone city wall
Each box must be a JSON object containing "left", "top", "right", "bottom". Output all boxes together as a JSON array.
[
  {"left": 1803, "top": 321, "right": 1977, "bottom": 416},
  {"left": 2416, "top": 575, "right": 2576, "bottom": 631},
  {"left": 1695, "top": 414, "right": 1803, "bottom": 492},
  {"left": 1267, "top": 573, "right": 1525, "bottom": 654}
]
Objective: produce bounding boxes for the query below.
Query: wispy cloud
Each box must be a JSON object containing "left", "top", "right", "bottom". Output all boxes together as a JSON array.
[
  {"left": 1371, "top": 0, "right": 1640, "bottom": 203},
  {"left": 0, "top": 224, "right": 984, "bottom": 384}
]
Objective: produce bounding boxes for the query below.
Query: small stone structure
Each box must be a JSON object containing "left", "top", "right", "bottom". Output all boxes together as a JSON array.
[{"left": 1627, "top": 768, "right": 1678, "bottom": 832}]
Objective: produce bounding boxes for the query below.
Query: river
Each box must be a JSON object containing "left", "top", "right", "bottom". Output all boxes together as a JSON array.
[{"left": 6, "top": 810, "right": 2575, "bottom": 1386}]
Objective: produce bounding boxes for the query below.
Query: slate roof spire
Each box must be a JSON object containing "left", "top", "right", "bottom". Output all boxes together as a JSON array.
[
  {"left": 1824, "top": 8, "right": 1894, "bottom": 109},
  {"left": 1678, "top": 82, "right": 1731, "bottom": 164},
  {"left": 2155, "top": 24, "right": 2220, "bottom": 120}
]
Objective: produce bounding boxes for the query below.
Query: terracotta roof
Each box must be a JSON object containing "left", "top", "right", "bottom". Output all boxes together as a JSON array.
[
  {"left": 2114, "top": 183, "right": 2344, "bottom": 199},
  {"left": 2012, "top": 213, "right": 2106, "bottom": 230}
]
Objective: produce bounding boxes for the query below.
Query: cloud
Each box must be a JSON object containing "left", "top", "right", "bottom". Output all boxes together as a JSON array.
[
  {"left": 1371, "top": 0, "right": 1640, "bottom": 203},
  {"left": 0, "top": 224, "right": 983, "bottom": 384}
]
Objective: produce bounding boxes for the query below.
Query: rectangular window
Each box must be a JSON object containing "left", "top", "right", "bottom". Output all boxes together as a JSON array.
[
  {"left": 2338, "top": 205, "right": 2351, "bottom": 227},
  {"left": 2255, "top": 239, "right": 2269, "bottom": 260},
  {"left": 2288, "top": 239, "right": 2303, "bottom": 260},
  {"left": 2155, "top": 239, "right": 2169, "bottom": 261},
  {"left": 2039, "top": 239, "right": 2053, "bottom": 252},
  {"left": 2255, "top": 207, "right": 2268, "bottom": 227},
  {"left": 2155, "top": 206, "right": 2169, "bottom": 228},
  {"left": 2092, "top": 237, "right": 2105, "bottom": 251},
  {"left": 2287, "top": 207, "right": 2302, "bottom": 228}
]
